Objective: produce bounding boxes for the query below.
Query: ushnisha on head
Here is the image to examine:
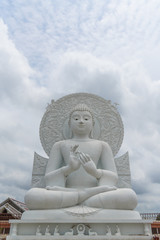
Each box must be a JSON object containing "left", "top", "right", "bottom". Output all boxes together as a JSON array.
[{"left": 68, "top": 104, "right": 95, "bottom": 126}]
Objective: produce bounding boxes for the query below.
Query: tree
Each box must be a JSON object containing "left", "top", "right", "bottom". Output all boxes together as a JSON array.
[{"left": 156, "top": 213, "right": 160, "bottom": 220}]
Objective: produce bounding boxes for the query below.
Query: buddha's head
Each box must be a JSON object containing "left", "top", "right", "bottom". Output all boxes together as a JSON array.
[{"left": 69, "top": 104, "right": 95, "bottom": 138}]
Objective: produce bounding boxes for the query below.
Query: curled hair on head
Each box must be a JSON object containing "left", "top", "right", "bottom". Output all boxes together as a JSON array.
[{"left": 68, "top": 104, "right": 95, "bottom": 126}]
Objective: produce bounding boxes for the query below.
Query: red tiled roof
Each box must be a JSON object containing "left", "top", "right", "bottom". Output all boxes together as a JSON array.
[
  {"left": 0, "top": 198, "right": 28, "bottom": 218},
  {"left": 10, "top": 198, "right": 28, "bottom": 211}
]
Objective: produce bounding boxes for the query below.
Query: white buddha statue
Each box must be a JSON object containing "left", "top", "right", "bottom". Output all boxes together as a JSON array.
[{"left": 25, "top": 104, "right": 137, "bottom": 210}]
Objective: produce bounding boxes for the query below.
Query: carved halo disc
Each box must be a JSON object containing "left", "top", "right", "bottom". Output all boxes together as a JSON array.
[{"left": 39, "top": 93, "right": 124, "bottom": 157}]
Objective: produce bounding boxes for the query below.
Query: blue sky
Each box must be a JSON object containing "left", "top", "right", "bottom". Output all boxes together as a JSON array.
[{"left": 0, "top": 0, "right": 160, "bottom": 213}]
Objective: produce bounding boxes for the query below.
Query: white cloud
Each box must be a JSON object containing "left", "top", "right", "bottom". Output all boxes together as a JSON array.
[
  {"left": 0, "top": 0, "right": 160, "bottom": 213},
  {"left": 48, "top": 52, "right": 123, "bottom": 102},
  {"left": 0, "top": 19, "right": 48, "bottom": 107},
  {"left": 0, "top": 19, "right": 50, "bottom": 203}
]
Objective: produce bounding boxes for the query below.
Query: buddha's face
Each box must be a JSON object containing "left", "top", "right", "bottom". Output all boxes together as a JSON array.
[{"left": 70, "top": 110, "right": 93, "bottom": 137}]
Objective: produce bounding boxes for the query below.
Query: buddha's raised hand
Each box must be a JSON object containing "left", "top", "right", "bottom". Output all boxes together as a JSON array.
[
  {"left": 68, "top": 145, "right": 81, "bottom": 171},
  {"left": 79, "top": 152, "right": 102, "bottom": 179}
]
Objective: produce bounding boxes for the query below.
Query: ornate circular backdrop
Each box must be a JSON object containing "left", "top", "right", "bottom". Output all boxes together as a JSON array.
[{"left": 39, "top": 93, "right": 124, "bottom": 157}]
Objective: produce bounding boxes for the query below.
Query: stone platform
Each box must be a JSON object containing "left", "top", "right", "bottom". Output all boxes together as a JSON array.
[{"left": 7, "top": 208, "right": 153, "bottom": 240}]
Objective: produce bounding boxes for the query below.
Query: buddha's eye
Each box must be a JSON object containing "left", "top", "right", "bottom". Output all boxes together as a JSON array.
[
  {"left": 84, "top": 115, "right": 90, "bottom": 121},
  {"left": 74, "top": 117, "right": 79, "bottom": 120}
]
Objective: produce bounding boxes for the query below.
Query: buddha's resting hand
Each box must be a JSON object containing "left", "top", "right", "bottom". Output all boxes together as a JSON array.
[{"left": 79, "top": 152, "right": 102, "bottom": 179}]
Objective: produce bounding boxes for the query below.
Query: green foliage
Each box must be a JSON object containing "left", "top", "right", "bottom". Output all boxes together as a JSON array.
[{"left": 156, "top": 213, "right": 160, "bottom": 220}]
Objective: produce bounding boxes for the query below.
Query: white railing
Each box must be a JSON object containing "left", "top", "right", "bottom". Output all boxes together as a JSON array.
[{"left": 140, "top": 212, "right": 160, "bottom": 220}]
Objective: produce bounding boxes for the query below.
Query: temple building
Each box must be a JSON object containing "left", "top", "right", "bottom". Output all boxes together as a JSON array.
[
  {"left": 0, "top": 198, "right": 28, "bottom": 239},
  {"left": 141, "top": 213, "right": 160, "bottom": 238}
]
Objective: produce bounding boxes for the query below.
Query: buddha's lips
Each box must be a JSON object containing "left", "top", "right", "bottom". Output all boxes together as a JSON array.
[{"left": 78, "top": 124, "right": 85, "bottom": 127}]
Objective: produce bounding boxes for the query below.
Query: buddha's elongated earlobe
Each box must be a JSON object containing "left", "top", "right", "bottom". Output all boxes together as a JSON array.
[
  {"left": 68, "top": 123, "right": 73, "bottom": 139},
  {"left": 89, "top": 129, "right": 94, "bottom": 139}
]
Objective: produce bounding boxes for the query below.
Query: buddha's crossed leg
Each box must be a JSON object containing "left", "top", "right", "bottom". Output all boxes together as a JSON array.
[{"left": 25, "top": 185, "right": 117, "bottom": 210}]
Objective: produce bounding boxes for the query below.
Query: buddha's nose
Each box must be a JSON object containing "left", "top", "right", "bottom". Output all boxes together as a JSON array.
[{"left": 80, "top": 118, "right": 84, "bottom": 123}]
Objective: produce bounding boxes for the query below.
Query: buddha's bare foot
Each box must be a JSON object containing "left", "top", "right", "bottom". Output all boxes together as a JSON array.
[
  {"left": 46, "top": 186, "right": 77, "bottom": 191},
  {"left": 102, "top": 186, "right": 117, "bottom": 191},
  {"left": 78, "top": 185, "right": 117, "bottom": 203},
  {"left": 46, "top": 186, "right": 60, "bottom": 191},
  {"left": 84, "top": 185, "right": 117, "bottom": 193}
]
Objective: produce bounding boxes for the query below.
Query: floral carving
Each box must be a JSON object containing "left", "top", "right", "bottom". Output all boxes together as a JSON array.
[
  {"left": 39, "top": 93, "right": 124, "bottom": 157},
  {"left": 115, "top": 152, "right": 131, "bottom": 188},
  {"left": 32, "top": 152, "right": 48, "bottom": 187}
]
